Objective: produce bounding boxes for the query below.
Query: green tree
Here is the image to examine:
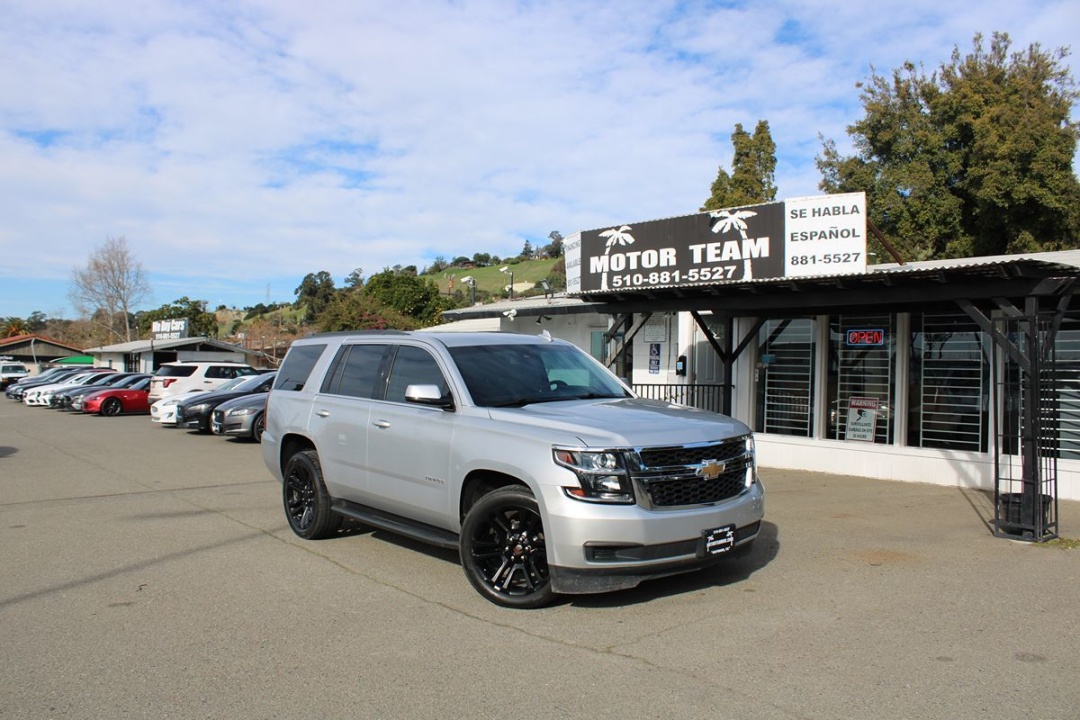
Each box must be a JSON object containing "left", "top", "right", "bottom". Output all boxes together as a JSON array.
[
  {"left": 2, "top": 317, "right": 31, "bottom": 337},
  {"left": 817, "top": 32, "right": 1080, "bottom": 260},
  {"left": 137, "top": 296, "right": 217, "bottom": 338},
  {"left": 344, "top": 267, "right": 365, "bottom": 290},
  {"left": 317, "top": 292, "right": 421, "bottom": 332},
  {"left": 362, "top": 269, "right": 455, "bottom": 326},
  {"left": 701, "top": 120, "right": 778, "bottom": 211},
  {"left": 294, "top": 271, "right": 337, "bottom": 323},
  {"left": 26, "top": 311, "right": 47, "bottom": 332},
  {"left": 545, "top": 231, "right": 564, "bottom": 259}
]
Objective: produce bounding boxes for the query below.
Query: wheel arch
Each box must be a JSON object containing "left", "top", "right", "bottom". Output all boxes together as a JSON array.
[
  {"left": 278, "top": 433, "right": 317, "bottom": 474},
  {"left": 459, "top": 470, "right": 531, "bottom": 522}
]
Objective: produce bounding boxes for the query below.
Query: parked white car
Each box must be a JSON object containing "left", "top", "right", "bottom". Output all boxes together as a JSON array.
[{"left": 23, "top": 371, "right": 116, "bottom": 406}]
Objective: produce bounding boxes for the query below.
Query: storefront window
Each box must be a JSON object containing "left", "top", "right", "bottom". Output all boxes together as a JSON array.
[
  {"left": 827, "top": 315, "right": 895, "bottom": 444},
  {"left": 908, "top": 312, "right": 989, "bottom": 452},
  {"left": 755, "top": 318, "right": 815, "bottom": 437},
  {"left": 1055, "top": 312, "right": 1080, "bottom": 460},
  {"left": 1003, "top": 311, "right": 1080, "bottom": 460}
]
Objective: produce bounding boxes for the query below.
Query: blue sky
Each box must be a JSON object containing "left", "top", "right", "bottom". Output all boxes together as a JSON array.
[{"left": 2, "top": 0, "right": 1077, "bottom": 320}]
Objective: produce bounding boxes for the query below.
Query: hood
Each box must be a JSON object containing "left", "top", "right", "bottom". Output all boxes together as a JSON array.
[
  {"left": 486, "top": 397, "right": 750, "bottom": 448},
  {"left": 181, "top": 390, "right": 260, "bottom": 408}
]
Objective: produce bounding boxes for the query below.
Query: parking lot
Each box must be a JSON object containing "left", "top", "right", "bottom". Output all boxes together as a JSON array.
[{"left": 2, "top": 403, "right": 1079, "bottom": 720}]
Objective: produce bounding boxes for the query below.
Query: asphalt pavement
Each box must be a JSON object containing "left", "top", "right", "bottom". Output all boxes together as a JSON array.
[{"left": 1, "top": 401, "right": 1078, "bottom": 720}]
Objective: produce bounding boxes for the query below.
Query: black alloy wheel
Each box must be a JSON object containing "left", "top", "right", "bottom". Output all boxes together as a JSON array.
[
  {"left": 252, "top": 413, "right": 265, "bottom": 443},
  {"left": 102, "top": 398, "right": 123, "bottom": 416},
  {"left": 460, "top": 486, "right": 554, "bottom": 608},
  {"left": 282, "top": 450, "right": 342, "bottom": 540}
]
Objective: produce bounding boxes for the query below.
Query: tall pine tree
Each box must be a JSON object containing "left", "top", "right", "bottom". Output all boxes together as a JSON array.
[{"left": 701, "top": 120, "right": 778, "bottom": 211}]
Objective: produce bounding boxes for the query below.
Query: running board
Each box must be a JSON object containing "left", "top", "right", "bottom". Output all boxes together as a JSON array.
[{"left": 331, "top": 499, "right": 460, "bottom": 550}]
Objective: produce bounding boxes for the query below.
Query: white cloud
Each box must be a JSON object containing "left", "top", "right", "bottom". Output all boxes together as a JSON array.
[{"left": 0, "top": 0, "right": 1076, "bottom": 317}]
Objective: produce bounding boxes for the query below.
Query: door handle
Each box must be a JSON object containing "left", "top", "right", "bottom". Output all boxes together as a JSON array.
[
  {"left": 315, "top": 410, "right": 330, "bottom": 418},
  {"left": 372, "top": 420, "right": 391, "bottom": 429}
]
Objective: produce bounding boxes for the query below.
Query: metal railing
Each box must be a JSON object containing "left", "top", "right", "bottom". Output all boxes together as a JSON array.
[{"left": 632, "top": 383, "right": 725, "bottom": 414}]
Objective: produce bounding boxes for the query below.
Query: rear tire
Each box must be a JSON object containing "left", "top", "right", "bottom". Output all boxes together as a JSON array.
[
  {"left": 282, "top": 450, "right": 342, "bottom": 540},
  {"left": 460, "top": 486, "right": 555, "bottom": 608}
]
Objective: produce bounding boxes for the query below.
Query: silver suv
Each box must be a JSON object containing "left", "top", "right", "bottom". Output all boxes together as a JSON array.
[{"left": 263, "top": 331, "right": 764, "bottom": 608}]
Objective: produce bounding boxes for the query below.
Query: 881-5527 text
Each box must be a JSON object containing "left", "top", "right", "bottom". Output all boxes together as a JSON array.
[{"left": 790, "top": 252, "right": 861, "bottom": 266}]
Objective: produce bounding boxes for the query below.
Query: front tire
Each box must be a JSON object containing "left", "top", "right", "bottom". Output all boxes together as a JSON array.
[
  {"left": 252, "top": 413, "right": 265, "bottom": 443},
  {"left": 460, "top": 486, "right": 554, "bottom": 608},
  {"left": 282, "top": 450, "right": 342, "bottom": 539},
  {"left": 102, "top": 398, "right": 122, "bottom": 416}
]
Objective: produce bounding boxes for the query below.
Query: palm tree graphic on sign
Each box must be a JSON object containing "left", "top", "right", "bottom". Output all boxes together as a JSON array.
[
  {"left": 710, "top": 209, "right": 757, "bottom": 280},
  {"left": 598, "top": 225, "right": 635, "bottom": 290}
]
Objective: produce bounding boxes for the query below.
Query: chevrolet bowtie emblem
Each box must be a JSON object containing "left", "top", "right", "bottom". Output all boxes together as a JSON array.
[{"left": 697, "top": 460, "right": 726, "bottom": 480}]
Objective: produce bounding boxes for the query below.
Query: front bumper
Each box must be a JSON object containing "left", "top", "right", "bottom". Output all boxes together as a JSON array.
[
  {"left": 150, "top": 406, "right": 178, "bottom": 425},
  {"left": 177, "top": 410, "right": 211, "bottom": 430},
  {"left": 539, "top": 479, "right": 765, "bottom": 595},
  {"left": 212, "top": 416, "right": 252, "bottom": 437}
]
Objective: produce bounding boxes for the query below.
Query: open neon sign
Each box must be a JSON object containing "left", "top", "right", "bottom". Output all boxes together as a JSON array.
[{"left": 846, "top": 329, "right": 884, "bottom": 346}]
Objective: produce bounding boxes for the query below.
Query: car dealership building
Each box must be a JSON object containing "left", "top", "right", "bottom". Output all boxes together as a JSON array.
[{"left": 443, "top": 194, "right": 1080, "bottom": 535}]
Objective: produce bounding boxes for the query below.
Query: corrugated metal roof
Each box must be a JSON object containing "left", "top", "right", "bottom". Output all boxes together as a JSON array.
[{"left": 869, "top": 249, "right": 1080, "bottom": 275}]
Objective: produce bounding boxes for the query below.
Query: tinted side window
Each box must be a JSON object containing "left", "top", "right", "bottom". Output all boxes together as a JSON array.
[
  {"left": 157, "top": 365, "right": 197, "bottom": 377},
  {"left": 275, "top": 344, "right": 328, "bottom": 391},
  {"left": 322, "top": 345, "right": 387, "bottom": 398},
  {"left": 205, "top": 366, "right": 232, "bottom": 379},
  {"left": 384, "top": 346, "right": 448, "bottom": 403}
]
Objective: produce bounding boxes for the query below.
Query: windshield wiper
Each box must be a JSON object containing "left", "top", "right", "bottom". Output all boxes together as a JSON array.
[{"left": 487, "top": 397, "right": 545, "bottom": 408}]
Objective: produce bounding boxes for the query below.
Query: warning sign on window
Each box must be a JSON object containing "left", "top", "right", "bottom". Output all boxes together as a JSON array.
[{"left": 845, "top": 396, "right": 879, "bottom": 442}]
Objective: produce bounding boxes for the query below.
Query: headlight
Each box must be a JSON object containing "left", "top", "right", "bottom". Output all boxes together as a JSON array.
[
  {"left": 553, "top": 448, "right": 634, "bottom": 504},
  {"left": 226, "top": 406, "right": 259, "bottom": 417},
  {"left": 186, "top": 403, "right": 212, "bottom": 414},
  {"left": 744, "top": 434, "right": 758, "bottom": 487}
]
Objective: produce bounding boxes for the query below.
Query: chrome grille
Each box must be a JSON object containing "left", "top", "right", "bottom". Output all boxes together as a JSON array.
[
  {"left": 638, "top": 437, "right": 748, "bottom": 467},
  {"left": 633, "top": 436, "right": 752, "bottom": 508}
]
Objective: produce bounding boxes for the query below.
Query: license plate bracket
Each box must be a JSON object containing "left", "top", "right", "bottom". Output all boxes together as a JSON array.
[{"left": 702, "top": 525, "right": 736, "bottom": 556}]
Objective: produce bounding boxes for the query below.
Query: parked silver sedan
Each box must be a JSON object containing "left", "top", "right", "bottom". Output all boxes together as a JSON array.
[{"left": 210, "top": 392, "right": 267, "bottom": 442}]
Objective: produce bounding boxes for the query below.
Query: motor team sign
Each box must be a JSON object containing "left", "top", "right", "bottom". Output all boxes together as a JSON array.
[{"left": 565, "top": 192, "right": 866, "bottom": 295}]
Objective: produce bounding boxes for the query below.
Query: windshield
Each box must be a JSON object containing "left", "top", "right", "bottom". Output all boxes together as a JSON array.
[
  {"left": 230, "top": 373, "right": 271, "bottom": 391},
  {"left": 216, "top": 376, "right": 250, "bottom": 391},
  {"left": 448, "top": 342, "right": 630, "bottom": 408}
]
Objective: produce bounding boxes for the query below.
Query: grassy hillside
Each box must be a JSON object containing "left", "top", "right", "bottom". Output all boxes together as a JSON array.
[{"left": 424, "top": 258, "right": 560, "bottom": 295}]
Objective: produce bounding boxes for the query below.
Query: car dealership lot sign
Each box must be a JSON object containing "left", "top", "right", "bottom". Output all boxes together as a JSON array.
[
  {"left": 565, "top": 192, "right": 866, "bottom": 295},
  {"left": 152, "top": 318, "right": 189, "bottom": 340}
]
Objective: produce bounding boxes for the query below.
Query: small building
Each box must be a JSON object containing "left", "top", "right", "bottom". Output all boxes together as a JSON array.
[
  {"left": 0, "top": 335, "right": 88, "bottom": 375},
  {"left": 83, "top": 337, "right": 265, "bottom": 373}
]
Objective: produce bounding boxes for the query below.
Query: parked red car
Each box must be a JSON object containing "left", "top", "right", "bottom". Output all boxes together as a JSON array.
[{"left": 82, "top": 378, "right": 152, "bottom": 416}]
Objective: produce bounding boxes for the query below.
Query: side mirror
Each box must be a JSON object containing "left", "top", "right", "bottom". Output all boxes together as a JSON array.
[{"left": 405, "top": 384, "right": 455, "bottom": 410}]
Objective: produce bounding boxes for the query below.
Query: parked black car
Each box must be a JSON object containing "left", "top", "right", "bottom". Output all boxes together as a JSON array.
[{"left": 174, "top": 372, "right": 276, "bottom": 432}]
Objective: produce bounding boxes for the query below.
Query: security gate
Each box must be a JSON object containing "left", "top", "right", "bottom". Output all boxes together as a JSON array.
[{"left": 992, "top": 312, "right": 1059, "bottom": 541}]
